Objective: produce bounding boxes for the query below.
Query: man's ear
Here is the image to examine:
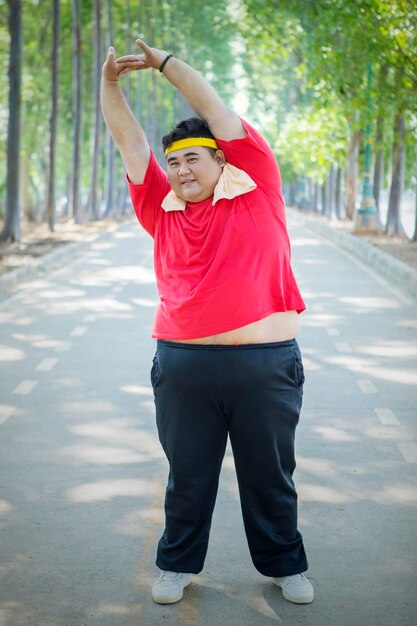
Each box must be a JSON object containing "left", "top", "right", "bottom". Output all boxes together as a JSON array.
[{"left": 214, "top": 149, "right": 226, "bottom": 167}]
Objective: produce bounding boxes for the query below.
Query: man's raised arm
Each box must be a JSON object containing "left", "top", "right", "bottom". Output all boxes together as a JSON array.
[
  {"left": 115, "top": 40, "right": 247, "bottom": 141},
  {"left": 100, "top": 47, "right": 150, "bottom": 184}
]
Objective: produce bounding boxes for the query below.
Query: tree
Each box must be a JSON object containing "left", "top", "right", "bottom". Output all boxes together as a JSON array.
[
  {"left": 89, "top": 0, "right": 102, "bottom": 220},
  {"left": 71, "top": 0, "right": 82, "bottom": 223},
  {"left": 45, "top": 0, "right": 60, "bottom": 231},
  {"left": 103, "top": 0, "right": 115, "bottom": 216},
  {"left": 1, "top": 0, "right": 22, "bottom": 242},
  {"left": 386, "top": 106, "right": 406, "bottom": 235}
]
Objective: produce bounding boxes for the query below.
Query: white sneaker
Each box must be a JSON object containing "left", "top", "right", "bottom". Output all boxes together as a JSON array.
[
  {"left": 273, "top": 573, "right": 314, "bottom": 604},
  {"left": 152, "top": 570, "right": 193, "bottom": 604}
]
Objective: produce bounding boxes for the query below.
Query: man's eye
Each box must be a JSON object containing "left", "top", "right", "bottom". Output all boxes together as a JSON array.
[{"left": 188, "top": 158, "right": 197, "bottom": 163}]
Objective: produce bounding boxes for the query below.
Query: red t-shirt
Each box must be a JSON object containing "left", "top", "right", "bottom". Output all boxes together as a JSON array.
[{"left": 127, "top": 119, "right": 306, "bottom": 340}]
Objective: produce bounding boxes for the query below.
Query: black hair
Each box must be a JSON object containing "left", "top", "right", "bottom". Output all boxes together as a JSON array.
[{"left": 162, "top": 117, "right": 216, "bottom": 155}]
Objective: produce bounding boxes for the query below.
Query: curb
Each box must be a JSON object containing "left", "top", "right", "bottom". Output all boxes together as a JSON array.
[
  {"left": 290, "top": 208, "right": 417, "bottom": 302},
  {"left": 0, "top": 221, "right": 132, "bottom": 302}
]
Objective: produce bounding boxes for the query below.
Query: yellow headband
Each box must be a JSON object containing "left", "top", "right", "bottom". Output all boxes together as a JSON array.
[{"left": 165, "top": 137, "right": 219, "bottom": 157}]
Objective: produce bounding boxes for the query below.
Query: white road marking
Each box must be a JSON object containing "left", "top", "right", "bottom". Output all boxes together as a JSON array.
[
  {"left": 35, "top": 358, "right": 59, "bottom": 372},
  {"left": 374, "top": 408, "right": 400, "bottom": 426},
  {"left": 326, "top": 328, "right": 340, "bottom": 337},
  {"left": 13, "top": 380, "right": 38, "bottom": 396},
  {"left": 335, "top": 342, "right": 352, "bottom": 352},
  {"left": 70, "top": 326, "right": 87, "bottom": 337},
  {"left": 397, "top": 443, "right": 417, "bottom": 464},
  {"left": 0, "top": 405, "right": 15, "bottom": 425},
  {"left": 357, "top": 379, "right": 377, "bottom": 393},
  {"left": 83, "top": 315, "right": 97, "bottom": 323}
]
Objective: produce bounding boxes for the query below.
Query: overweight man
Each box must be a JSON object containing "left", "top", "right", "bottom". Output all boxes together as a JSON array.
[{"left": 101, "top": 38, "right": 314, "bottom": 606}]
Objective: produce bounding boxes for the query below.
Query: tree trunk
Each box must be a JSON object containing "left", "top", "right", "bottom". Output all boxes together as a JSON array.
[
  {"left": 118, "top": 0, "right": 131, "bottom": 216},
  {"left": 345, "top": 129, "right": 360, "bottom": 221},
  {"left": 90, "top": 0, "right": 102, "bottom": 220},
  {"left": 373, "top": 110, "right": 384, "bottom": 216},
  {"left": 386, "top": 114, "right": 406, "bottom": 236},
  {"left": 46, "top": 0, "right": 60, "bottom": 231},
  {"left": 104, "top": 0, "right": 115, "bottom": 216},
  {"left": 320, "top": 182, "right": 327, "bottom": 216},
  {"left": 312, "top": 181, "right": 319, "bottom": 212},
  {"left": 328, "top": 165, "right": 335, "bottom": 218},
  {"left": 413, "top": 162, "right": 417, "bottom": 242},
  {"left": 21, "top": 153, "right": 33, "bottom": 221},
  {"left": 1, "top": 0, "right": 22, "bottom": 242},
  {"left": 71, "top": 0, "right": 82, "bottom": 223},
  {"left": 335, "top": 166, "right": 343, "bottom": 220}
]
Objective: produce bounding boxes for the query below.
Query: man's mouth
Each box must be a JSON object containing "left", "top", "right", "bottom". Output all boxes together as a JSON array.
[{"left": 181, "top": 179, "right": 196, "bottom": 185}]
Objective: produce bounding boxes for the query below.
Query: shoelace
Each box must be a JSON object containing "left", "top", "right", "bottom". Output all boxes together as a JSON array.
[
  {"left": 159, "top": 571, "right": 181, "bottom": 582},
  {"left": 281, "top": 573, "right": 306, "bottom": 584}
]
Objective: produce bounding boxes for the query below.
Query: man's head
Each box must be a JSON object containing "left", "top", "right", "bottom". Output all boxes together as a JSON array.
[{"left": 162, "top": 118, "right": 225, "bottom": 203}]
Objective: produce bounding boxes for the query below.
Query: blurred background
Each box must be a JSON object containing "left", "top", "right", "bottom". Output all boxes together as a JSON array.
[{"left": 1, "top": 0, "right": 416, "bottom": 240}]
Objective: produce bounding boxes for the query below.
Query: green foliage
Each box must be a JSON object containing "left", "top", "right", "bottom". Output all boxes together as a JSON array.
[
  {"left": 241, "top": 0, "right": 417, "bottom": 187},
  {"left": 0, "top": 0, "right": 416, "bottom": 221},
  {"left": 274, "top": 104, "right": 348, "bottom": 184}
]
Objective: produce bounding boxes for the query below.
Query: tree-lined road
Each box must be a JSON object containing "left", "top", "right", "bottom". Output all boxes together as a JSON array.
[{"left": 1, "top": 214, "right": 416, "bottom": 625}]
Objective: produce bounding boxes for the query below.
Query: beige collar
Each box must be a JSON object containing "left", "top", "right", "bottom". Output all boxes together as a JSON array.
[{"left": 161, "top": 163, "right": 257, "bottom": 212}]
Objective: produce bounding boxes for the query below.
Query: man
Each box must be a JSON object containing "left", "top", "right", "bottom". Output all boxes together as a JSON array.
[{"left": 101, "top": 39, "right": 314, "bottom": 606}]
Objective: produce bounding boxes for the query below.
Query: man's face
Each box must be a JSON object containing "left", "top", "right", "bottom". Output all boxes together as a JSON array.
[{"left": 166, "top": 146, "right": 225, "bottom": 203}]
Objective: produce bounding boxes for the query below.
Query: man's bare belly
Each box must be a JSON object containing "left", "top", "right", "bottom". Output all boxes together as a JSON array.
[{"left": 170, "top": 311, "right": 300, "bottom": 345}]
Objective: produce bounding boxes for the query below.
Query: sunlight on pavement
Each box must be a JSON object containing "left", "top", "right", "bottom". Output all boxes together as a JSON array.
[
  {"left": 87, "top": 603, "right": 133, "bottom": 619},
  {"left": 363, "top": 425, "right": 412, "bottom": 442},
  {"left": 313, "top": 426, "right": 358, "bottom": 442},
  {"left": 119, "top": 385, "right": 153, "bottom": 396},
  {"left": 74, "top": 265, "right": 155, "bottom": 284},
  {"left": 339, "top": 296, "right": 401, "bottom": 310},
  {"left": 291, "top": 237, "right": 321, "bottom": 247},
  {"left": 300, "top": 258, "right": 329, "bottom": 265},
  {"left": 44, "top": 297, "right": 132, "bottom": 315},
  {"left": 298, "top": 483, "right": 351, "bottom": 503},
  {"left": 65, "top": 421, "right": 164, "bottom": 464},
  {"left": 0, "top": 344, "right": 25, "bottom": 361},
  {"left": 131, "top": 297, "right": 159, "bottom": 307},
  {"left": 325, "top": 355, "right": 417, "bottom": 385},
  {"left": 300, "top": 355, "right": 324, "bottom": 370},
  {"left": 371, "top": 484, "right": 417, "bottom": 506},
  {"left": 0, "top": 314, "right": 35, "bottom": 326},
  {"left": 113, "top": 231, "right": 137, "bottom": 240},
  {"left": 302, "top": 313, "right": 345, "bottom": 327},
  {"left": 115, "top": 506, "right": 164, "bottom": 537},
  {"left": 195, "top": 576, "right": 282, "bottom": 622},
  {"left": 298, "top": 455, "right": 367, "bottom": 477},
  {"left": 88, "top": 604, "right": 136, "bottom": 623},
  {"left": 0, "top": 500, "right": 12, "bottom": 516},
  {"left": 36, "top": 287, "right": 86, "bottom": 299},
  {"left": 356, "top": 341, "right": 417, "bottom": 358},
  {"left": 0, "top": 404, "right": 16, "bottom": 424},
  {"left": 61, "top": 399, "right": 117, "bottom": 414},
  {"left": 66, "top": 478, "right": 153, "bottom": 503},
  {"left": 62, "top": 444, "right": 146, "bottom": 465}
]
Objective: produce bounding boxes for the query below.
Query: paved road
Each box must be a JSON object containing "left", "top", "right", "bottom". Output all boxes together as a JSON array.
[{"left": 1, "top": 213, "right": 416, "bottom": 626}]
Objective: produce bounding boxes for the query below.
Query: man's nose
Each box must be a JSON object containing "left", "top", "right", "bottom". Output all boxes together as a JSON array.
[{"left": 178, "top": 162, "right": 191, "bottom": 175}]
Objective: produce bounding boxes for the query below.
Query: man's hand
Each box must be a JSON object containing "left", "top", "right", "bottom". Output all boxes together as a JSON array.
[
  {"left": 116, "top": 39, "right": 168, "bottom": 75},
  {"left": 102, "top": 47, "right": 126, "bottom": 81}
]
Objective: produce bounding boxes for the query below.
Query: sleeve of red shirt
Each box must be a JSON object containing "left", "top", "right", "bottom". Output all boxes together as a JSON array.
[
  {"left": 126, "top": 150, "right": 171, "bottom": 238},
  {"left": 215, "top": 119, "right": 281, "bottom": 188}
]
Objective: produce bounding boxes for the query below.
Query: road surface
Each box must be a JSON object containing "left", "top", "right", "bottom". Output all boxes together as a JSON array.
[{"left": 1, "top": 212, "right": 416, "bottom": 626}]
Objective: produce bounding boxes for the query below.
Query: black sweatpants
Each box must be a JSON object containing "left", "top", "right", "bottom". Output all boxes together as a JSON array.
[{"left": 150, "top": 338, "right": 308, "bottom": 577}]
